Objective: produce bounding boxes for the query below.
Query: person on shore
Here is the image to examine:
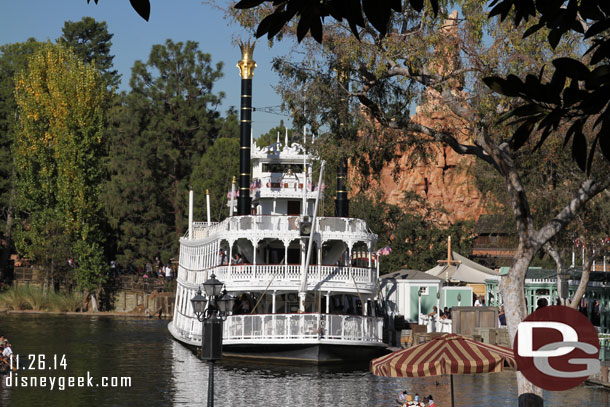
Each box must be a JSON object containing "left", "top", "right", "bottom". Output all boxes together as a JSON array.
[
  {"left": 536, "top": 297, "right": 548, "bottom": 310},
  {"left": 165, "top": 264, "right": 172, "bottom": 280},
  {"left": 427, "top": 395, "right": 436, "bottom": 407},
  {"left": 398, "top": 390, "right": 408, "bottom": 403},
  {"left": 498, "top": 307, "right": 507, "bottom": 327},
  {"left": 2, "top": 342, "right": 12, "bottom": 357},
  {"left": 427, "top": 306, "right": 438, "bottom": 332}
]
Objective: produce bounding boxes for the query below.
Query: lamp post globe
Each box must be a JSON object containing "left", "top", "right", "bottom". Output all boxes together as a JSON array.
[
  {"left": 203, "top": 273, "right": 224, "bottom": 297},
  {"left": 191, "top": 289, "right": 207, "bottom": 320}
]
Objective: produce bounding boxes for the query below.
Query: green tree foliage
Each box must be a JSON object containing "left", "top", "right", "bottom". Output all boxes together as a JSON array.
[
  {"left": 58, "top": 17, "right": 120, "bottom": 88},
  {"left": 191, "top": 133, "right": 240, "bottom": 223},
  {"left": 13, "top": 43, "right": 109, "bottom": 292},
  {"left": 351, "top": 192, "right": 474, "bottom": 274},
  {"left": 104, "top": 39, "right": 225, "bottom": 267},
  {"left": 235, "top": 0, "right": 439, "bottom": 42},
  {"left": 484, "top": 0, "right": 610, "bottom": 172},
  {"left": 255, "top": 122, "right": 299, "bottom": 147},
  {"left": 0, "top": 39, "right": 42, "bottom": 239}
]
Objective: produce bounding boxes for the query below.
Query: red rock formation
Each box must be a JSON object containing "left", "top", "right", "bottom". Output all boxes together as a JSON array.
[{"left": 353, "top": 11, "right": 486, "bottom": 225}]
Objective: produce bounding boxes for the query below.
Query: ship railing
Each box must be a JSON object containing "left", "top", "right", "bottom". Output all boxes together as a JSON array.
[
  {"left": 178, "top": 264, "right": 375, "bottom": 287},
  {"left": 183, "top": 221, "right": 224, "bottom": 240},
  {"left": 222, "top": 313, "right": 384, "bottom": 343},
  {"left": 185, "top": 216, "right": 374, "bottom": 240},
  {"left": 205, "top": 264, "right": 374, "bottom": 287}
]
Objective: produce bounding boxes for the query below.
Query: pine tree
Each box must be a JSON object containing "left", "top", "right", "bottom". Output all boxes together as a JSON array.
[
  {"left": 104, "top": 39, "right": 225, "bottom": 266},
  {"left": 58, "top": 17, "right": 120, "bottom": 88}
]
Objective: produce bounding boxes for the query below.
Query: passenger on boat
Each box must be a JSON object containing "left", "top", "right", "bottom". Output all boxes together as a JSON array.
[
  {"left": 218, "top": 249, "right": 227, "bottom": 265},
  {"left": 427, "top": 395, "right": 436, "bottom": 407}
]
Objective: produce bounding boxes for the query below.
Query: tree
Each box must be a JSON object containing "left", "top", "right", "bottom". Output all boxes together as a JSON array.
[
  {"left": 225, "top": 2, "right": 610, "bottom": 405},
  {"left": 191, "top": 132, "right": 240, "bottom": 223},
  {"left": 484, "top": 0, "right": 610, "bottom": 172},
  {"left": 59, "top": 17, "right": 120, "bottom": 88},
  {"left": 13, "top": 43, "right": 109, "bottom": 300},
  {"left": 255, "top": 122, "right": 299, "bottom": 148},
  {"left": 351, "top": 191, "right": 474, "bottom": 274},
  {"left": 0, "top": 39, "right": 42, "bottom": 245},
  {"left": 104, "top": 39, "right": 225, "bottom": 267}
]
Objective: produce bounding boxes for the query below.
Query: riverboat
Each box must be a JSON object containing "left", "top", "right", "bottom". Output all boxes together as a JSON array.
[{"left": 168, "top": 42, "right": 387, "bottom": 364}]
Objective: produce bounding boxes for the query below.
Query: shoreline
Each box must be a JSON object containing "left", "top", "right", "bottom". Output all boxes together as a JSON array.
[{"left": 1, "top": 309, "right": 170, "bottom": 319}]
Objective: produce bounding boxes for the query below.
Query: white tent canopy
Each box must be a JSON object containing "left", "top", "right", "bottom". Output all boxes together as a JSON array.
[{"left": 426, "top": 251, "right": 500, "bottom": 284}]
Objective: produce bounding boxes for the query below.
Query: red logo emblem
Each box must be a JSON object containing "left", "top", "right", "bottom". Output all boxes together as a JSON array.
[{"left": 514, "top": 305, "right": 600, "bottom": 391}]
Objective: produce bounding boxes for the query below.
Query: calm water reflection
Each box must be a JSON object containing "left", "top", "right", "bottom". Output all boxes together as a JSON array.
[{"left": 0, "top": 314, "right": 607, "bottom": 406}]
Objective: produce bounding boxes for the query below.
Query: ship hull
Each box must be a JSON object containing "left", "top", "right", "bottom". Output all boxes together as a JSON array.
[
  {"left": 170, "top": 326, "right": 388, "bottom": 365},
  {"left": 221, "top": 342, "right": 389, "bottom": 364}
]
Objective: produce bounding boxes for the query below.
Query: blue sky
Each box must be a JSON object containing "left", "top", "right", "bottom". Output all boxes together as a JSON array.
[{"left": 0, "top": 0, "right": 294, "bottom": 137}]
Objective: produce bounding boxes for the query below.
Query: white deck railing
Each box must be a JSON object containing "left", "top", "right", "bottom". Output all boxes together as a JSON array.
[
  {"left": 172, "top": 312, "right": 384, "bottom": 345},
  {"left": 178, "top": 264, "right": 376, "bottom": 292},
  {"left": 185, "top": 215, "right": 373, "bottom": 240},
  {"left": 223, "top": 313, "right": 383, "bottom": 343}
]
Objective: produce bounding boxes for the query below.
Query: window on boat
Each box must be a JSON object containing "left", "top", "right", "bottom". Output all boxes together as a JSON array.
[{"left": 262, "top": 163, "right": 304, "bottom": 173}]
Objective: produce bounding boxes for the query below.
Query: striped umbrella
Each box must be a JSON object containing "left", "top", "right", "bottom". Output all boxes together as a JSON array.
[{"left": 370, "top": 333, "right": 517, "bottom": 406}]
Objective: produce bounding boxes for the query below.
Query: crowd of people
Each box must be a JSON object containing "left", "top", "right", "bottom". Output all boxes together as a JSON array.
[
  {"left": 397, "top": 391, "right": 436, "bottom": 406},
  {"left": 0, "top": 335, "right": 14, "bottom": 373}
]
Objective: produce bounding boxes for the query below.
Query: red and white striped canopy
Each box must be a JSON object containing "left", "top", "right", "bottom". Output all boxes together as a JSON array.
[{"left": 370, "top": 333, "right": 517, "bottom": 377}]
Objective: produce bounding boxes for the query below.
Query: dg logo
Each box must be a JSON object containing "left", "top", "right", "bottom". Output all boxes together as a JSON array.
[{"left": 514, "top": 305, "right": 600, "bottom": 391}]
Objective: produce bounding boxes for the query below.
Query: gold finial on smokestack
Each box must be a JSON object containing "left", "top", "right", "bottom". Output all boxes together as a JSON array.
[{"left": 237, "top": 40, "right": 257, "bottom": 79}]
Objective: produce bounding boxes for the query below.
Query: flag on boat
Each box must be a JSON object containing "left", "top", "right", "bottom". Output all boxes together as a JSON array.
[{"left": 377, "top": 246, "right": 392, "bottom": 256}]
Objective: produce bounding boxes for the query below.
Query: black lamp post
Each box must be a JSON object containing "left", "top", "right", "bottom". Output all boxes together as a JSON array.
[{"left": 191, "top": 274, "right": 235, "bottom": 407}]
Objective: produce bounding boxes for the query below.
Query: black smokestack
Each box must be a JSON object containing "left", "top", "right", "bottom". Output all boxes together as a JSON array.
[
  {"left": 335, "top": 158, "right": 349, "bottom": 217},
  {"left": 335, "top": 68, "right": 349, "bottom": 218},
  {"left": 237, "top": 41, "right": 256, "bottom": 216}
]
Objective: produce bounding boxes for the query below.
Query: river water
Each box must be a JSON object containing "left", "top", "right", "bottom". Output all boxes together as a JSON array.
[{"left": 0, "top": 314, "right": 607, "bottom": 406}]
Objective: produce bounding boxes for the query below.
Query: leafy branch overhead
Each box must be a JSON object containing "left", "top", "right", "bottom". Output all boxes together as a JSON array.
[
  {"left": 234, "top": 0, "right": 439, "bottom": 42},
  {"left": 485, "top": 0, "right": 610, "bottom": 173},
  {"left": 87, "top": 0, "right": 150, "bottom": 21}
]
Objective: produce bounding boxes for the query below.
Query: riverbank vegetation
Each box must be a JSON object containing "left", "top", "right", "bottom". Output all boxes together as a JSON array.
[{"left": 0, "top": 286, "right": 83, "bottom": 312}]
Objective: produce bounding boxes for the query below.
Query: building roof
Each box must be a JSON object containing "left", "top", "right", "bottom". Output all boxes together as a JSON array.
[
  {"left": 475, "top": 214, "right": 513, "bottom": 235},
  {"left": 382, "top": 269, "right": 443, "bottom": 282},
  {"left": 426, "top": 251, "right": 500, "bottom": 283}
]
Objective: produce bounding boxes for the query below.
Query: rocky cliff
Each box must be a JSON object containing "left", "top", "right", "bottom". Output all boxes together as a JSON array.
[{"left": 355, "top": 11, "right": 486, "bottom": 225}]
